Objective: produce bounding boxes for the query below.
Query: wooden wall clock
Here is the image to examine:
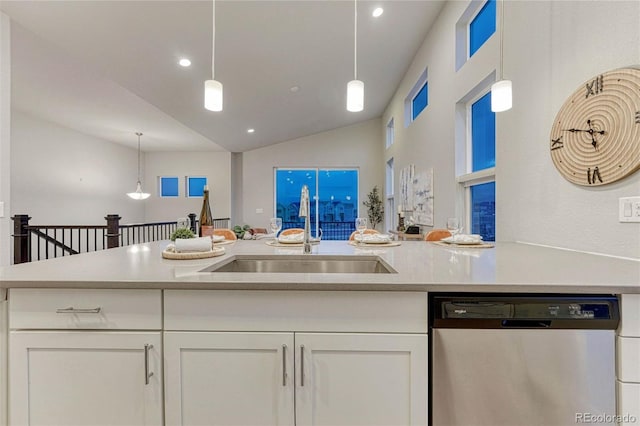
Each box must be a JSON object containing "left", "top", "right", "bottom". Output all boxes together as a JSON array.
[{"left": 549, "top": 67, "right": 640, "bottom": 186}]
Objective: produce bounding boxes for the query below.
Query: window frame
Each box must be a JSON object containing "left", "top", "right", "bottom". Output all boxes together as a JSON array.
[
  {"left": 185, "top": 176, "right": 208, "bottom": 198},
  {"left": 385, "top": 158, "right": 395, "bottom": 233},
  {"left": 404, "top": 68, "right": 428, "bottom": 127},
  {"left": 385, "top": 118, "right": 395, "bottom": 149},
  {"left": 455, "top": 0, "right": 497, "bottom": 71},
  {"left": 158, "top": 176, "right": 180, "bottom": 198},
  {"left": 273, "top": 167, "right": 360, "bottom": 240},
  {"left": 468, "top": 0, "right": 496, "bottom": 58},
  {"left": 457, "top": 83, "right": 496, "bottom": 240}
]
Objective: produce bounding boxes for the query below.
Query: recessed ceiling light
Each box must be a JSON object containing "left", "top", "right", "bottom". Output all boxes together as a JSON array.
[
  {"left": 290, "top": 85, "right": 300, "bottom": 93},
  {"left": 247, "top": 128, "right": 255, "bottom": 133},
  {"left": 372, "top": 7, "right": 383, "bottom": 17},
  {"left": 178, "top": 58, "right": 191, "bottom": 67}
]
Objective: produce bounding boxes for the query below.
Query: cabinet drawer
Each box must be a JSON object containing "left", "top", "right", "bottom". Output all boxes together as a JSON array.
[
  {"left": 617, "top": 336, "right": 640, "bottom": 383},
  {"left": 9, "top": 289, "right": 161, "bottom": 330},
  {"left": 619, "top": 295, "right": 640, "bottom": 337},
  {"left": 165, "top": 290, "right": 428, "bottom": 333},
  {"left": 617, "top": 381, "right": 640, "bottom": 423}
]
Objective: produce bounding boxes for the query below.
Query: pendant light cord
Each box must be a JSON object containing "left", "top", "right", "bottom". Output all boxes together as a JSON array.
[
  {"left": 499, "top": 0, "right": 504, "bottom": 80},
  {"left": 211, "top": 0, "right": 216, "bottom": 80},
  {"left": 353, "top": 0, "right": 358, "bottom": 80},
  {"left": 135, "top": 132, "right": 143, "bottom": 182}
]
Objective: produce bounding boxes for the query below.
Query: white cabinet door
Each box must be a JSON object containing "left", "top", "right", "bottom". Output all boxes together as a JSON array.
[
  {"left": 9, "top": 331, "right": 162, "bottom": 426},
  {"left": 295, "top": 333, "right": 428, "bottom": 426},
  {"left": 164, "top": 332, "right": 295, "bottom": 426}
]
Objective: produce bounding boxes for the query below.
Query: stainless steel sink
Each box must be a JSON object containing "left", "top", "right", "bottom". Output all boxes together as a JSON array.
[{"left": 201, "top": 255, "right": 397, "bottom": 274}]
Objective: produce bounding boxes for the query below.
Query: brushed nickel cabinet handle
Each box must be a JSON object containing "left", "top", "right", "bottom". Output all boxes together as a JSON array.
[
  {"left": 56, "top": 307, "right": 102, "bottom": 314},
  {"left": 282, "top": 344, "right": 287, "bottom": 386},
  {"left": 300, "top": 345, "right": 305, "bottom": 387},
  {"left": 144, "top": 344, "right": 154, "bottom": 385}
]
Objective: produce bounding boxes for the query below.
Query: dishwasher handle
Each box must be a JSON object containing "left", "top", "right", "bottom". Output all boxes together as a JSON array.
[{"left": 501, "top": 319, "right": 551, "bottom": 328}]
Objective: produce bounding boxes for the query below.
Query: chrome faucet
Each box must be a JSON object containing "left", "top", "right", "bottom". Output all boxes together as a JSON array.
[{"left": 299, "top": 185, "right": 312, "bottom": 254}]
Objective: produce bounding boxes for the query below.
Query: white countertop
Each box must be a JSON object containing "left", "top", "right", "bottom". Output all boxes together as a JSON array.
[{"left": 0, "top": 240, "right": 638, "bottom": 293}]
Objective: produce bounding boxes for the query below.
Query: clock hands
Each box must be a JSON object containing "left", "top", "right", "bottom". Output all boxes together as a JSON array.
[{"left": 563, "top": 120, "right": 606, "bottom": 150}]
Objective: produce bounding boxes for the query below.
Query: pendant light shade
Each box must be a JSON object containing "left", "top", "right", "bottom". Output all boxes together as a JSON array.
[
  {"left": 491, "top": 0, "right": 512, "bottom": 112},
  {"left": 491, "top": 79, "right": 512, "bottom": 112},
  {"left": 127, "top": 132, "right": 150, "bottom": 200},
  {"left": 204, "top": 0, "right": 223, "bottom": 112},
  {"left": 347, "top": 79, "right": 364, "bottom": 112},
  {"left": 346, "top": 0, "right": 364, "bottom": 112},
  {"left": 205, "top": 79, "right": 223, "bottom": 111}
]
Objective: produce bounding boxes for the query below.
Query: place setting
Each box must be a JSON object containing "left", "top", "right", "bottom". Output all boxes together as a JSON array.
[
  {"left": 348, "top": 218, "right": 401, "bottom": 248},
  {"left": 432, "top": 218, "right": 494, "bottom": 248},
  {"left": 162, "top": 235, "right": 226, "bottom": 260},
  {"left": 263, "top": 217, "right": 322, "bottom": 247}
]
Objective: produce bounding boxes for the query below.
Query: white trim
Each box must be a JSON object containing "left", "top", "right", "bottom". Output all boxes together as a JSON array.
[{"left": 457, "top": 167, "right": 496, "bottom": 186}]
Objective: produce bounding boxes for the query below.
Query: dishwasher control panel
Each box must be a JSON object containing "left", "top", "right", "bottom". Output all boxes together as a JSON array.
[{"left": 432, "top": 294, "right": 619, "bottom": 329}]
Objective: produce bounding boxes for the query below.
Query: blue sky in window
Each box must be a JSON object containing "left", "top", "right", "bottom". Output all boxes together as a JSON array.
[{"left": 470, "top": 0, "right": 496, "bottom": 57}]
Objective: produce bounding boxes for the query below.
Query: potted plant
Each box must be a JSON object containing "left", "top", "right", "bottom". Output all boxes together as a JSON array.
[{"left": 363, "top": 186, "right": 384, "bottom": 231}]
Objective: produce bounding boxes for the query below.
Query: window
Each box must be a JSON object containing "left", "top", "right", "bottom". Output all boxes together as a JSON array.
[
  {"left": 385, "top": 158, "right": 395, "bottom": 232},
  {"left": 186, "top": 176, "right": 207, "bottom": 197},
  {"left": 471, "top": 92, "right": 496, "bottom": 171},
  {"left": 159, "top": 176, "right": 179, "bottom": 197},
  {"left": 455, "top": 0, "right": 496, "bottom": 70},
  {"left": 456, "top": 81, "right": 496, "bottom": 241},
  {"left": 412, "top": 82, "right": 428, "bottom": 121},
  {"left": 274, "top": 168, "right": 358, "bottom": 240},
  {"left": 469, "top": 0, "right": 496, "bottom": 57},
  {"left": 404, "top": 68, "right": 428, "bottom": 126},
  {"left": 470, "top": 182, "right": 495, "bottom": 241},
  {"left": 386, "top": 118, "right": 395, "bottom": 149}
]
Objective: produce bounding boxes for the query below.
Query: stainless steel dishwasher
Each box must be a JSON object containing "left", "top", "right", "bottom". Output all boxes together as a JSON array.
[{"left": 430, "top": 294, "right": 619, "bottom": 426}]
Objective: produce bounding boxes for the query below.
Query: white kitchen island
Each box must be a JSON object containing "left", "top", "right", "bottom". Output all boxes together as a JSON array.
[{"left": 0, "top": 240, "right": 638, "bottom": 426}]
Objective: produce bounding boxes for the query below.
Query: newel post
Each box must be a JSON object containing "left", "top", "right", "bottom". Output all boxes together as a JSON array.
[
  {"left": 105, "top": 214, "right": 121, "bottom": 249},
  {"left": 188, "top": 213, "right": 197, "bottom": 233},
  {"left": 12, "top": 214, "right": 31, "bottom": 264}
]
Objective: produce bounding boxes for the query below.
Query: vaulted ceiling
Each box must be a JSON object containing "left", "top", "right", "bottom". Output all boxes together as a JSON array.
[{"left": 1, "top": 1, "right": 445, "bottom": 152}]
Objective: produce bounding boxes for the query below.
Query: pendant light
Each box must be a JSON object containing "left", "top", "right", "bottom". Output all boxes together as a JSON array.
[
  {"left": 204, "top": 0, "right": 223, "bottom": 111},
  {"left": 127, "top": 132, "right": 150, "bottom": 200},
  {"left": 491, "top": 0, "right": 512, "bottom": 112},
  {"left": 346, "top": 0, "right": 364, "bottom": 112}
]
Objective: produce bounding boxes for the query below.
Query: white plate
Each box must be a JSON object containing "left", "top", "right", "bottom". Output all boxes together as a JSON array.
[
  {"left": 441, "top": 236, "right": 483, "bottom": 245},
  {"left": 355, "top": 234, "right": 392, "bottom": 244},
  {"left": 278, "top": 237, "right": 304, "bottom": 244},
  {"left": 361, "top": 239, "right": 393, "bottom": 244}
]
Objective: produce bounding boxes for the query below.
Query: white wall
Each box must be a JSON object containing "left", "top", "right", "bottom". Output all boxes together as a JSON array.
[
  {"left": 383, "top": 0, "right": 640, "bottom": 259},
  {"left": 0, "top": 13, "right": 10, "bottom": 272},
  {"left": 241, "top": 118, "right": 383, "bottom": 229},
  {"left": 500, "top": 0, "right": 640, "bottom": 258},
  {"left": 143, "top": 151, "right": 231, "bottom": 224},
  {"left": 11, "top": 111, "right": 144, "bottom": 225}
]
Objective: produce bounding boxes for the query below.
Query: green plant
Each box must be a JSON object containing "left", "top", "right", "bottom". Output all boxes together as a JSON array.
[
  {"left": 363, "top": 186, "right": 384, "bottom": 230},
  {"left": 233, "top": 224, "right": 252, "bottom": 239},
  {"left": 170, "top": 227, "right": 195, "bottom": 241}
]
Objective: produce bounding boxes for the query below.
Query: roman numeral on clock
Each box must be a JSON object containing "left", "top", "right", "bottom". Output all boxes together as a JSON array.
[
  {"left": 635, "top": 111, "right": 640, "bottom": 124},
  {"left": 551, "top": 136, "right": 564, "bottom": 150},
  {"left": 587, "top": 166, "right": 603, "bottom": 184},
  {"left": 585, "top": 75, "right": 604, "bottom": 98}
]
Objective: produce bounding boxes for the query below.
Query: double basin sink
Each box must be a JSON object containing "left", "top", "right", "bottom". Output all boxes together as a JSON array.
[{"left": 201, "top": 255, "right": 397, "bottom": 274}]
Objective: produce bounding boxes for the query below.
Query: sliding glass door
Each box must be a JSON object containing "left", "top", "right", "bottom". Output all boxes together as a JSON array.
[{"left": 274, "top": 168, "right": 358, "bottom": 240}]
